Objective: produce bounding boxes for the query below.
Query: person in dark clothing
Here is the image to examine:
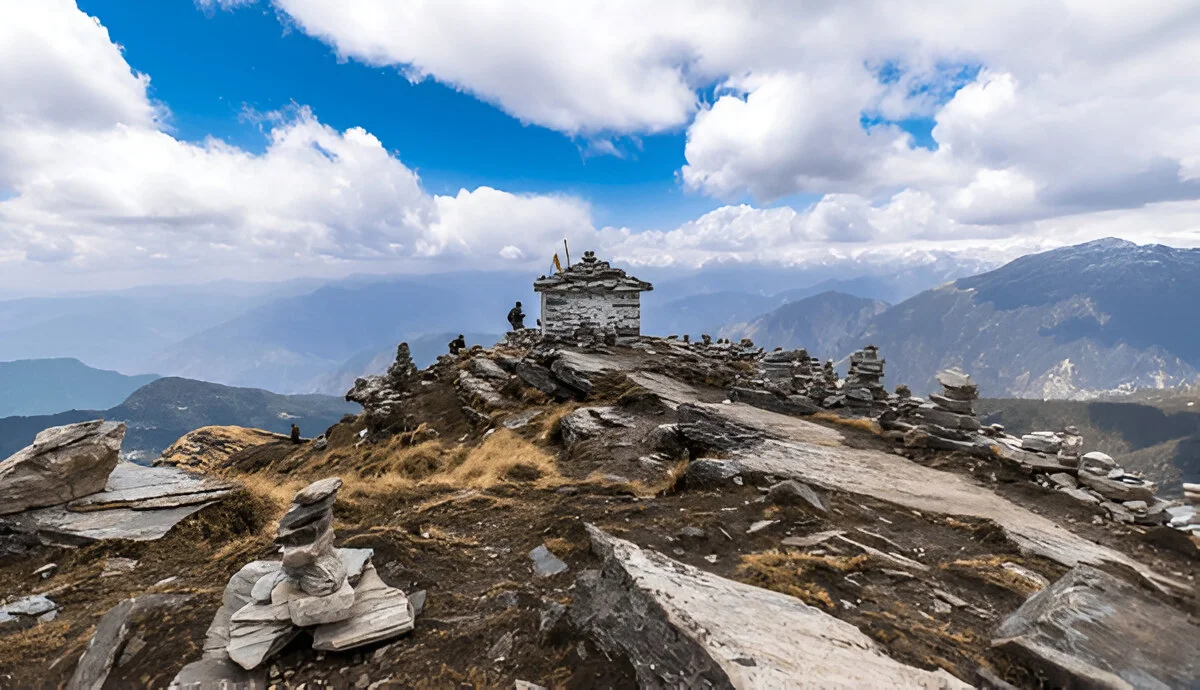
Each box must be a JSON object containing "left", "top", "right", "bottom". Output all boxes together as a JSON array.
[
  {"left": 448, "top": 334, "right": 466, "bottom": 355},
  {"left": 290, "top": 424, "right": 301, "bottom": 444},
  {"left": 507, "top": 301, "right": 526, "bottom": 331}
]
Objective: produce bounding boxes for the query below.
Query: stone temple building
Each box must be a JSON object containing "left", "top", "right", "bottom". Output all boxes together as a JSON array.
[{"left": 533, "top": 251, "right": 653, "bottom": 341}]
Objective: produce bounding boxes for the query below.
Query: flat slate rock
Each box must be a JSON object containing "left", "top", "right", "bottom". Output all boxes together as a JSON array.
[
  {"left": 66, "top": 462, "right": 234, "bottom": 511},
  {"left": 169, "top": 657, "right": 267, "bottom": 690},
  {"left": 993, "top": 565, "right": 1200, "bottom": 690},
  {"left": 16, "top": 501, "right": 217, "bottom": 544},
  {"left": 572, "top": 525, "right": 969, "bottom": 689},
  {"left": 293, "top": 477, "right": 342, "bottom": 506},
  {"left": 311, "top": 567, "right": 414, "bottom": 652},
  {"left": 528, "top": 544, "right": 569, "bottom": 578}
]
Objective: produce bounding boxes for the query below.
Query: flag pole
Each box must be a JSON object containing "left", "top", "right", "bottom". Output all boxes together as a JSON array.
[{"left": 563, "top": 239, "right": 571, "bottom": 268}]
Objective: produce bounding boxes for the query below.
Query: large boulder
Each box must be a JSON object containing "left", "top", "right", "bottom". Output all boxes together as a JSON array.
[
  {"left": 992, "top": 565, "right": 1199, "bottom": 689},
  {"left": 571, "top": 525, "right": 969, "bottom": 689},
  {"left": 67, "top": 594, "right": 191, "bottom": 690},
  {"left": 0, "top": 420, "right": 126, "bottom": 516}
]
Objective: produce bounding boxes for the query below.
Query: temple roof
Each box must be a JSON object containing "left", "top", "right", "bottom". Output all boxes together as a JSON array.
[{"left": 533, "top": 251, "right": 653, "bottom": 293}]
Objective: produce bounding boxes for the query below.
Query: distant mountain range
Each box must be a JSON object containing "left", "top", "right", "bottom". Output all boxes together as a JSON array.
[
  {"left": 0, "top": 377, "right": 359, "bottom": 460},
  {"left": 721, "top": 292, "right": 889, "bottom": 359},
  {"left": 728, "top": 239, "right": 1200, "bottom": 399},
  {"left": 0, "top": 358, "right": 159, "bottom": 417}
]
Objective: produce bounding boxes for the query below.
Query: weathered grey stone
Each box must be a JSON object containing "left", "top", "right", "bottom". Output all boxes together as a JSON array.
[
  {"left": 915, "top": 404, "right": 980, "bottom": 430},
  {"left": 311, "top": 567, "right": 415, "bottom": 652},
  {"left": 339, "top": 547, "right": 374, "bottom": 584},
  {"left": 285, "top": 549, "right": 347, "bottom": 597},
  {"left": 457, "top": 371, "right": 505, "bottom": 408},
  {"left": 685, "top": 458, "right": 741, "bottom": 488},
  {"left": 1021, "top": 432, "right": 1063, "bottom": 454},
  {"left": 729, "top": 387, "right": 818, "bottom": 417},
  {"left": 766, "top": 480, "right": 829, "bottom": 513},
  {"left": 512, "top": 360, "right": 575, "bottom": 400},
  {"left": 1077, "top": 471, "right": 1155, "bottom": 503},
  {"left": 571, "top": 526, "right": 969, "bottom": 689},
  {"left": 529, "top": 544, "right": 569, "bottom": 578},
  {"left": 501, "top": 409, "right": 542, "bottom": 430},
  {"left": 250, "top": 571, "right": 286, "bottom": 603},
  {"left": 10, "top": 501, "right": 218, "bottom": 544},
  {"left": 781, "top": 530, "right": 845, "bottom": 548},
  {"left": 1081, "top": 451, "right": 1117, "bottom": 469},
  {"left": 936, "top": 369, "right": 976, "bottom": 393},
  {"left": 224, "top": 561, "right": 282, "bottom": 612},
  {"left": 550, "top": 358, "right": 594, "bottom": 397},
  {"left": 65, "top": 462, "right": 233, "bottom": 512},
  {"left": 929, "top": 393, "right": 974, "bottom": 414},
  {"left": 282, "top": 579, "right": 356, "bottom": 627},
  {"left": 226, "top": 617, "right": 297, "bottom": 671},
  {"left": 1062, "top": 488, "right": 1103, "bottom": 504},
  {"left": 992, "top": 565, "right": 1200, "bottom": 690},
  {"left": 469, "top": 356, "right": 509, "bottom": 383},
  {"left": 67, "top": 594, "right": 190, "bottom": 690},
  {"left": 1047, "top": 472, "right": 1078, "bottom": 490},
  {"left": 293, "top": 477, "right": 342, "bottom": 506},
  {"left": 559, "top": 406, "right": 632, "bottom": 446},
  {"left": 1, "top": 594, "right": 57, "bottom": 617},
  {"left": 0, "top": 420, "right": 126, "bottom": 515},
  {"left": 168, "top": 657, "right": 267, "bottom": 690}
]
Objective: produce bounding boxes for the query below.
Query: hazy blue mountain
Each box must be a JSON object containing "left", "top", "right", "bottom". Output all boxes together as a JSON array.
[
  {"left": 0, "top": 358, "right": 159, "bottom": 417},
  {"left": 642, "top": 291, "right": 783, "bottom": 339},
  {"left": 721, "top": 291, "right": 889, "bottom": 360},
  {"left": 860, "top": 239, "right": 1200, "bottom": 397},
  {"left": 0, "top": 278, "right": 325, "bottom": 374},
  {"left": 151, "top": 272, "right": 532, "bottom": 393},
  {"left": 0, "top": 377, "right": 359, "bottom": 460}
]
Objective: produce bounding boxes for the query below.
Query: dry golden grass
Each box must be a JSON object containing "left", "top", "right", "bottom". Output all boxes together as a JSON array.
[
  {"left": 430, "top": 429, "right": 560, "bottom": 490},
  {"left": 939, "top": 556, "right": 1045, "bottom": 596},
  {"left": 811, "top": 410, "right": 883, "bottom": 435},
  {"left": 0, "top": 620, "right": 75, "bottom": 666},
  {"left": 626, "top": 459, "right": 690, "bottom": 497},
  {"left": 737, "top": 550, "right": 871, "bottom": 610}
]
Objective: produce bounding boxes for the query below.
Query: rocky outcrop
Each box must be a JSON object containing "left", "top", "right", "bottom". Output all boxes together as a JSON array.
[
  {"left": 67, "top": 594, "right": 192, "bottom": 690},
  {"left": 155, "top": 426, "right": 287, "bottom": 473},
  {"left": 992, "top": 565, "right": 1199, "bottom": 689},
  {"left": 0, "top": 420, "right": 126, "bottom": 515},
  {"left": 570, "top": 525, "right": 970, "bottom": 689},
  {"left": 1, "top": 462, "right": 234, "bottom": 547}
]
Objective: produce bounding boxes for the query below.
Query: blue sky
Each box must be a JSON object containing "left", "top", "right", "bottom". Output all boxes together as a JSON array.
[{"left": 77, "top": 0, "right": 734, "bottom": 231}]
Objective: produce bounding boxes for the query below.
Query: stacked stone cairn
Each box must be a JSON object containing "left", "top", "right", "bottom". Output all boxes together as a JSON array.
[
  {"left": 882, "top": 368, "right": 991, "bottom": 456},
  {"left": 217, "top": 478, "right": 416, "bottom": 671},
  {"left": 346, "top": 343, "right": 419, "bottom": 427},
  {"left": 842, "top": 345, "right": 888, "bottom": 412}
]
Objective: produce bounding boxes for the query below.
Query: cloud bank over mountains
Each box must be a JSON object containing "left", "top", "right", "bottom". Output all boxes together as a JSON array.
[{"left": 2, "top": 0, "right": 1199, "bottom": 292}]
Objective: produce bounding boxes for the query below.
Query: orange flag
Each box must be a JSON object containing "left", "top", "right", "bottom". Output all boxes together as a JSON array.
[{"left": 553, "top": 253, "right": 563, "bottom": 273}]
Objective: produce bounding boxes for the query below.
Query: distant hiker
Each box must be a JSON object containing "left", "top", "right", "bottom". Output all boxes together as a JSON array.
[
  {"left": 290, "top": 424, "right": 301, "bottom": 444},
  {"left": 448, "top": 334, "right": 466, "bottom": 355},
  {"left": 507, "top": 301, "right": 526, "bottom": 331}
]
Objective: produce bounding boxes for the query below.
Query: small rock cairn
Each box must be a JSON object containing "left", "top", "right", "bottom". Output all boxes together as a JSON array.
[
  {"left": 214, "top": 478, "right": 415, "bottom": 671},
  {"left": 843, "top": 345, "right": 887, "bottom": 411}
]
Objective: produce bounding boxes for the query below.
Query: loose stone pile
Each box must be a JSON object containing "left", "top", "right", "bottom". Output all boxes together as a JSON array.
[
  {"left": 1174, "top": 483, "right": 1200, "bottom": 533},
  {"left": 196, "top": 477, "right": 416, "bottom": 674}
]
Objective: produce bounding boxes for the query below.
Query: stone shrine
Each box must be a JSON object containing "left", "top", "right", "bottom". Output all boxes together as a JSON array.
[{"left": 533, "top": 251, "right": 653, "bottom": 341}]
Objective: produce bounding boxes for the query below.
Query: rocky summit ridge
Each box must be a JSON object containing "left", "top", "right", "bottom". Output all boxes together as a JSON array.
[{"left": 0, "top": 329, "right": 1197, "bottom": 689}]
